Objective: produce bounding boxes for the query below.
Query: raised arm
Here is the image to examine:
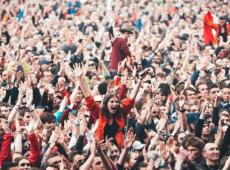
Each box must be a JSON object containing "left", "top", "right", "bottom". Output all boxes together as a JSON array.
[
  {"left": 0, "top": 121, "right": 12, "bottom": 168},
  {"left": 195, "top": 101, "right": 207, "bottom": 138},
  {"left": 8, "top": 87, "right": 24, "bottom": 123},
  {"left": 74, "top": 66, "right": 100, "bottom": 120},
  {"left": 74, "top": 66, "right": 91, "bottom": 98},
  {"left": 26, "top": 120, "right": 41, "bottom": 167},
  {"left": 117, "top": 128, "right": 135, "bottom": 166},
  {"left": 79, "top": 140, "right": 96, "bottom": 170},
  {"left": 129, "top": 79, "right": 142, "bottom": 101},
  {"left": 14, "top": 118, "right": 22, "bottom": 154},
  {"left": 97, "top": 140, "right": 113, "bottom": 170}
]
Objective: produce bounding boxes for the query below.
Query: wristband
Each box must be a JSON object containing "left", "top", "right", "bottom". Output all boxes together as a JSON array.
[{"left": 179, "top": 108, "right": 186, "bottom": 113}]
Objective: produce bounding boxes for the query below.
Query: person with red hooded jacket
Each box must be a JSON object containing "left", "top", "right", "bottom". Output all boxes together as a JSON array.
[{"left": 109, "top": 26, "right": 133, "bottom": 77}]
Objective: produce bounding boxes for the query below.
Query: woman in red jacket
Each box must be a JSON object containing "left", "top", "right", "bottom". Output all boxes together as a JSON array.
[{"left": 77, "top": 68, "right": 143, "bottom": 148}]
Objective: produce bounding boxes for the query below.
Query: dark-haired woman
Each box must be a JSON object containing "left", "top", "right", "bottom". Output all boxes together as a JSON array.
[{"left": 77, "top": 71, "right": 142, "bottom": 148}]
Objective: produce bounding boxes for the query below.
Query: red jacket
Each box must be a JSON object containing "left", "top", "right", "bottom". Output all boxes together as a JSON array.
[
  {"left": 110, "top": 37, "right": 131, "bottom": 71},
  {"left": 85, "top": 96, "right": 134, "bottom": 148},
  {"left": 203, "top": 11, "right": 230, "bottom": 45},
  {"left": 203, "top": 11, "right": 214, "bottom": 45},
  {"left": 0, "top": 133, "right": 41, "bottom": 167},
  {"left": 28, "top": 133, "right": 41, "bottom": 167},
  {"left": 0, "top": 134, "right": 12, "bottom": 167}
]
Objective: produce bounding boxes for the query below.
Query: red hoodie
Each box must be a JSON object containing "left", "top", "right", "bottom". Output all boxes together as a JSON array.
[{"left": 110, "top": 37, "right": 131, "bottom": 71}]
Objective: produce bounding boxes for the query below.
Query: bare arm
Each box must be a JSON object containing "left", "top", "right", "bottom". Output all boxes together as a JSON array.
[
  {"left": 14, "top": 118, "right": 22, "bottom": 154},
  {"left": 117, "top": 128, "right": 135, "bottom": 166},
  {"left": 129, "top": 79, "right": 142, "bottom": 100},
  {"left": 74, "top": 65, "right": 91, "bottom": 98},
  {"left": 8, "top": 88, "right": 24, "bottom": 123},
  {"left": 97, "top": 141, "right": 113, "bottom": 170},
  {"left": 98, "top": 151, "right": 113, "bottom": 170},
  {"left": 79, "top": 140, "right": 96, "bottom": 170}
]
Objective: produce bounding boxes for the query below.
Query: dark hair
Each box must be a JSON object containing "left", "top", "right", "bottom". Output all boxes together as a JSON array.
[
  {"left": 68, "top": 150, "right": 83, "bottom": 162},
  {"left": 209, "top": 83, "right": 219, "bottom": 90},
  {"left": 40, "top": 112, "right": 55, "bottom": 124},
  {"left": 175, "top": 82, "right": 185, "bottom": 94},
  {"left": 184, "top": 136, "right": 205, "bottom": 151},
  {"left": 101, "top": 93, "right": 121, "bottom": 119},
  {"left": 183, "top": 87, "right": 197, "bottom": 96},
  {"left": 158, "top": 83, "right": 171, "bottom": 97},
  {"left": 219, "top": 108, "right": 230, "bottom": 116},
  {"left": 195, "top": 81, "right": 207, "bottom": 93},
  {"left": 98, "top": 81, "right": 108, "bottom": 95},
  {"left": 19, "top": 107, "right": 30, "bottom": 117},
  {"left": 0, "top": 102, "right": 11, "bottom": 107},
  {"left": 220, "top": 82, "right": 230, "bottom": 90}
]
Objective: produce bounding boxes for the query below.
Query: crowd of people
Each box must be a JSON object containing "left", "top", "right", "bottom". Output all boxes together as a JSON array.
[{"left": 0, "top": 0, "right": 230, "bottom": 169}]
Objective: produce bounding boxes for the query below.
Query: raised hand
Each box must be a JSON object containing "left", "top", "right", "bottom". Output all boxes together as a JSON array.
[
  {"left": 96, "top": 140, "right": 108, "bottom": 153},
  {"left": 73, "top": 64, "right": 84, "bottom": 79},
  {"left": 146, "top": 99, "right": 155, "bottom": 112},
  {"left": 172, "top": 148, "right": 189, "bottom": 165},
  {"left": 105, "top": 136, "right": 114, "bottom": 150},
  {"left": 16, "top": 86, "right": 26, "bottom": 106},
  {"left": 79, "top": 117, "right": 88, "bottom": 135},
  {"left": 59, "top": 96, "right": 68, "bottom": 112},
  {"left": 124, "top": 128, "right": 136, "bottom": 149},
  {"left": 25, "top": 119, "right": 38, "bottom": 134},
  {"left": 166, "top": 136, "right": 177, "bottom": 151},
  {"left": 90, "top": 139, "right": 96, "bottom": 155},
  {"left": 49, "top": 126, "right": 62, "bottom": 144},
  {"left": 159, "top": 142, "right": 170, "bottom": 161}
]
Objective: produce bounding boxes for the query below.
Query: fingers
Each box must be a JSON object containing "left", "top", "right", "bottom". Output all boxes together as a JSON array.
[{"left": 105, "top": 136, "right": 114, "bottom": 144}]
